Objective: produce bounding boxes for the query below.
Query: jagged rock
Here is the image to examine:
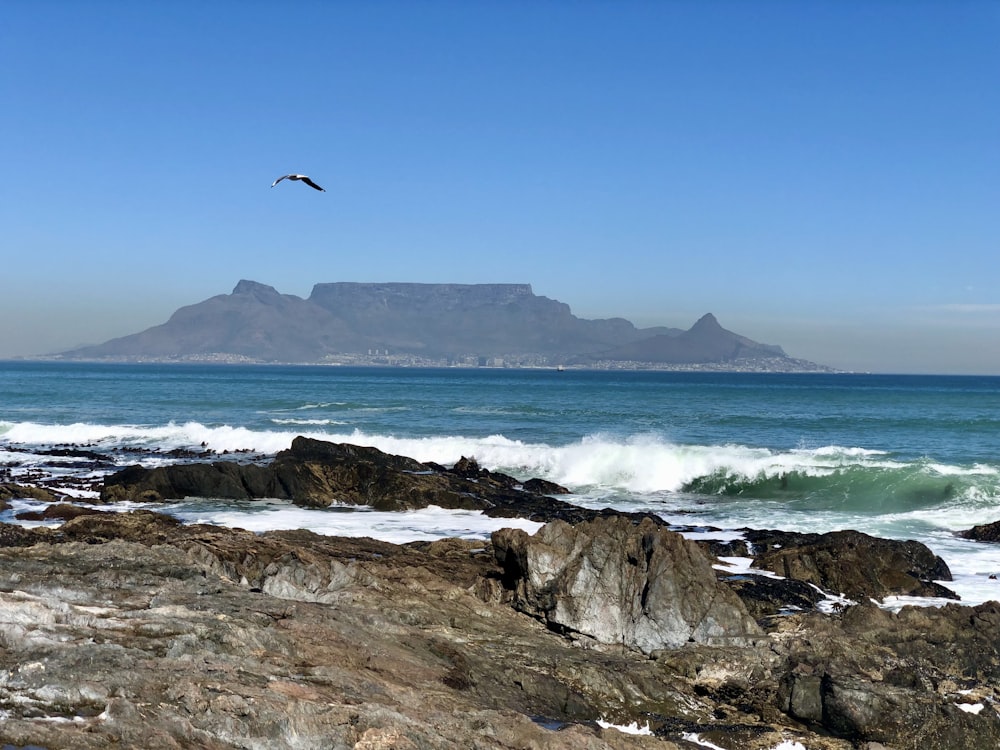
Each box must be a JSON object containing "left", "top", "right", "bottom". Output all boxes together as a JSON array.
[
  {"left": 748, "top": 528, "right": 957, "bottom": 601},
  {"left": 492, "top": 516, "right": 763, "bottom": 653}
]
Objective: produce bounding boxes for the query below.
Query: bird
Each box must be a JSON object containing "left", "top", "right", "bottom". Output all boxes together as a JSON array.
[{"left": 271, "top": 174, "right": 326, "bottom": 192}]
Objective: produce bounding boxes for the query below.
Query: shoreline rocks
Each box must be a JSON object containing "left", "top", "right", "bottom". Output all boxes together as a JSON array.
[
  {"left": 0, "top": 509, "right": 999, "bottom": 749},
  {"left": 3, "top": 437, "right": 1000, "bottom": 747}
]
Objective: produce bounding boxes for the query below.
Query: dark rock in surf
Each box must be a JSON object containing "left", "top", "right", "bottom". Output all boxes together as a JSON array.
[
  {"left": 958, "top": 519, "right": 1000, "bottom": 543},
  {"left": 0, "top": 482, "right": 66, "bottom": 504},
  {"left": 14, "top": 502, "right": 113, "bottom": 522},
  {"left": 717, "top": 572, "right": 826, "bottom": 623},
  {"left": 100, "top": 461, "right": 278, "bottom": 503},
  {"left": 99, "top": 437, "right": 577, "bottom": 512},
  {"left": 748, "top": 528, "right": 956, "bottom": 602}
]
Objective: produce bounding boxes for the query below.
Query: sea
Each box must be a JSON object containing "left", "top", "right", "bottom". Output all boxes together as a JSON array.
[{"left": 3, "top": 361, "right": 1000, "bottom": 610}]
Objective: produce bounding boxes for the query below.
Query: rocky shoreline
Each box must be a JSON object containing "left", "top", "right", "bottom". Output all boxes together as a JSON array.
[{"left": 2, "top": 439, "right": 1000, "bottom": 748}]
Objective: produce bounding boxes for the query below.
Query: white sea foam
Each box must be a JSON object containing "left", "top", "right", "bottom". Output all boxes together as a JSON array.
[
  {"left": 681, "top": 733, "right": 726, "bottom": 749},
  {"left": 596, "top": 718, "right": 653, "bottom": 735},
  {"left": 957, "top": 702, "right": 985, "bottom": 715},
  {"left": 164, "top": 502, "right": 544, "bottom": 544},
  {"left": 270, "top": 418, "right": 348, "bottom": 426}
]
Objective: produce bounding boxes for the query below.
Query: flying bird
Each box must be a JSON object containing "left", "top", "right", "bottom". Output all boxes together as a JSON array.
[{"left": 271, "top": 174, "right": 326, "bottom": 192}]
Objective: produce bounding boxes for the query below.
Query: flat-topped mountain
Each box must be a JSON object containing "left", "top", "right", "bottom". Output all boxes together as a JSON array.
[{"left": 59, "top": 280, "right": 828, "bottom": 370}]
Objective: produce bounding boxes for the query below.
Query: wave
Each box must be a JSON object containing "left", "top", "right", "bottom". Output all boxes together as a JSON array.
[
  {"left": 3, "top": 420, "right": 998, "bottom": 512},
  {"left": 270, "top": 418, "right": 348, "bottom": 426},
  {"left": 682, "top": 463, "right": 999, "bottom": 514}
]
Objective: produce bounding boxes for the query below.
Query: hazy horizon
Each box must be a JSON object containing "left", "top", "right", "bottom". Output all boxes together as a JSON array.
[{"left": 3, "top": 2, "right": 998, "bottom": 374}]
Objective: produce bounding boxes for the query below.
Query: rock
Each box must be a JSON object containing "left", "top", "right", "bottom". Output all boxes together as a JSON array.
[
  {"left": 0, "top": 482, "right": 65, "bottom": 503},
  {"left": 772, "top": 600, "right": 1000, "bottom": 748},
  {"left": 98, "top": 437, "right": 667, "bottom": 527},
  {"left": 748, "top": 528, "right": 957, "bottom": 601},
  {"left": 269, "top": 438, "right": 485, "bottom": 510},
  {"left": 493, "top": 516, "right": 763, "bottom": 653},
  {"left": 2, "top": 510, "right": 1000, "bottom": 749},
  {"left": 14, "top": 502, "right": 114, "bottom": 522},
  {"left": 718, "top": 572, "right": 826, "bottom": 624},
  {"left": 521, "top": 476, "right": 571, "bottom": 495},
  {"left": 100, "top": 461, "right": 278, "bottom": 503},
  {"left": 958, "top": 519, "right": 1000, "bottom": 543}
]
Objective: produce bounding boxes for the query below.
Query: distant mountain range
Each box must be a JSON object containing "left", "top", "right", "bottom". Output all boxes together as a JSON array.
[{"left": 58, "top": 280, "right": 831, "bottom": 371}]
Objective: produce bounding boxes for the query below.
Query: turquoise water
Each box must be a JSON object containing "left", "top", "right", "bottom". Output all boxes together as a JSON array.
[{"left": 3, "top": 362, "right": 1000, "bottom": 604}]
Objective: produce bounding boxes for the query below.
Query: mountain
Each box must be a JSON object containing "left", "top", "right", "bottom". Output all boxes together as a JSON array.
[
  {"left": 58, "top": 280, "right": 827, "bottom": 370},
  {"left": 581, "top": 313, "right": 787, "bottom": 365}
]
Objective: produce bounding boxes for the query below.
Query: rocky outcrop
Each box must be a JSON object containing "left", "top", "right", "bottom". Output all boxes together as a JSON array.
[
  {"left": 493, "top": 517, "right": 763, "bottom": 652},
  {"left": 98, "top": 438, "right": 668, "bottom": 528},
  {"left": 1, "top": 510, "right": 999, "bottom": 749},
  {"left": 735, "top": 528, "right": 956, "bottom": 602},
  {"left": 99, "top": 438, "right": 553, "bottom": 509}
]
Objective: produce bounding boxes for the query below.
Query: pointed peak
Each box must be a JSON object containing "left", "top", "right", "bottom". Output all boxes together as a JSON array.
[{"left": 689, "top": 313, "right": 723, "bottom": 332}]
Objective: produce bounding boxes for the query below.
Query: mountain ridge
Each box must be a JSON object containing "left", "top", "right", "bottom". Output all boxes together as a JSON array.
[{"left": 58, "top": 280, "right": 831, "bottom": 371}]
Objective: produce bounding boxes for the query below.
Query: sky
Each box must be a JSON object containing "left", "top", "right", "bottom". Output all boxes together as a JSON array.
[{"left": 2, "top": 1, "right": 998, "bottom": 374}]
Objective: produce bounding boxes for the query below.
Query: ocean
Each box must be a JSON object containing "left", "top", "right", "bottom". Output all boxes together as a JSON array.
[{"left": 3, "top": 361, "right": 1000, "bottom": 609}]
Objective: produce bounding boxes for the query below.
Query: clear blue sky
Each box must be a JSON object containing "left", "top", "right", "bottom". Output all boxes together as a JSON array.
[{"left": 3, "top": 1, "right": 998, "bottom": 373}]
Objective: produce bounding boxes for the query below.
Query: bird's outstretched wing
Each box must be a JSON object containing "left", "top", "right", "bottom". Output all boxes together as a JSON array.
[
  {"left": 301, "top": 177, "right": 326, "bottom": 192},
  {"left": 271, "top": 175, "right": 291, "bottom": 187}
]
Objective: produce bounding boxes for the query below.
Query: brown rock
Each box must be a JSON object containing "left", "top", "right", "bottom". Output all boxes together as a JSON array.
[{"left": 751, "top": 529, "right": 956, "bottom": 601}]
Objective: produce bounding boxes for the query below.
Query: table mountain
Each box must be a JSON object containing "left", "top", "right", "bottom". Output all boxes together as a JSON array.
[{"left": 58, "top": 280, "right": 824, "bottom": 369}]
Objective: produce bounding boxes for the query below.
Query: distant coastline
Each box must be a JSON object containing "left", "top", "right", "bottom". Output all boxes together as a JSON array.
[{"left": 27, "top": 353, "right": 840, "bottom": 373}]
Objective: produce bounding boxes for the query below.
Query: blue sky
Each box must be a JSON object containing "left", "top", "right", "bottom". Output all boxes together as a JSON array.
[{"left": 2, "top": 1, "right": 998, "bottom": 373}]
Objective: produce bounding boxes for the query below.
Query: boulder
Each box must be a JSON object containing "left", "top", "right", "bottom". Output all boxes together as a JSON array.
[
  {"left": 493, "top": 516, "right": 763, "bottom": 653},
  {"left": 748, "top": 529, "right": 956, "bottom": 601},
  {"left": 100, "top": 461, "right": 277, "bottom": 503}
]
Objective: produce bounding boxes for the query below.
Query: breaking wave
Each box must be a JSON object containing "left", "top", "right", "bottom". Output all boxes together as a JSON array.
[{"left": 3, "top": 420, "right": 998, "bottom": 512}]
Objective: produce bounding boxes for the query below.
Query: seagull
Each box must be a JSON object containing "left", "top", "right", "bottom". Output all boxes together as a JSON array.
[{"left": 271, "top": 174, "right": 326, "bottom": 192}]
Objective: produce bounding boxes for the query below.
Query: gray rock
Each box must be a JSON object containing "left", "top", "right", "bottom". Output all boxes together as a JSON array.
[{"left": 493, "top": 516, "right": 763, "bottom": 652}]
